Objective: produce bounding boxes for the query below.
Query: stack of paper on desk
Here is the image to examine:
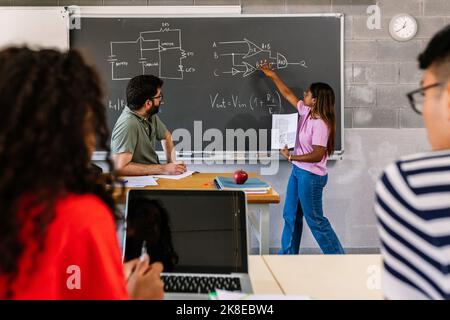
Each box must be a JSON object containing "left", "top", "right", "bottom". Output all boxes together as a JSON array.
[
  {"left": 122, "top": 176, "right": 158, "bottom": 187},
  {"left": 120, "top": 170, "right": 197, "bottom": 187},
  {"left": 151, "top": 170, "right": 197, "bottom": 180}
]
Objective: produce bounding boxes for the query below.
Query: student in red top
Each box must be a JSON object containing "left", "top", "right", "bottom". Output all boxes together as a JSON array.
[{"left": 0, "top": 47, "right": 164, "bottom": 299}]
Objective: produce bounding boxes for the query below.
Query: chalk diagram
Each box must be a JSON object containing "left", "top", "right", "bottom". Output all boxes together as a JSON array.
[
  {"left": 212, "top": 38, "right": 307, "bottom": 78},
  {"left": 107, "top": 27, "right": 194, "bottom": 81}
]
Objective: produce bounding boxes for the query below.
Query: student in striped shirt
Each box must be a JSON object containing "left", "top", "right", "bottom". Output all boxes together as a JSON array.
[{"left": 375, "top": 25, "right": 450, "bottom": 300}]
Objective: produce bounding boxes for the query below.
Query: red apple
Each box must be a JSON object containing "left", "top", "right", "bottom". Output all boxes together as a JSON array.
[{"left": 233, "top": 169, "right": 248, "bottom": 184}]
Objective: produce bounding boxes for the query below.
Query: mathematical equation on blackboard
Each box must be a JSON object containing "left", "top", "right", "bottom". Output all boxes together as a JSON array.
[{"left": 109, "top": 91, "right": 282, "bottom": 115}]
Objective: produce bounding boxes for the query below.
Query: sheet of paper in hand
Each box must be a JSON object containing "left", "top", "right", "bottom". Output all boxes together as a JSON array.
[{"left": 271, "top": 113, "right": 298, "bottom": 149}]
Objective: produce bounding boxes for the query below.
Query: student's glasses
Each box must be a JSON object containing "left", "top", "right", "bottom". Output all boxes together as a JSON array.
[{"left": 406, "top": 83, "right": 442, "bottom": 114}]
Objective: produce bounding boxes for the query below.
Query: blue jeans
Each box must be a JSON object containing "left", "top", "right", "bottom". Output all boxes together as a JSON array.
[{"left": 279, "top": 166, "right": 345, "bottom": 255}]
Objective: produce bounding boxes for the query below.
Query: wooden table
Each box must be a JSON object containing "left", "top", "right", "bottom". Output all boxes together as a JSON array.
[
  {"left": 263, "top": 254, "right": 383, "bottom": 300},
  {"left": 248, "top": 255, "right": 283, "bottom": 295},
  {"left": 114, "top": 172, "right": 280, "bottom": 255}
]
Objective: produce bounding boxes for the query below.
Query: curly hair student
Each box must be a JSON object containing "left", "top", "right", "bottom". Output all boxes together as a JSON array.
[
  {"left": 0, "top": 47, "right": 163, "bottom": 299},
  {"left": 260, "top": 60, "right": 344, "bottom": 255}
]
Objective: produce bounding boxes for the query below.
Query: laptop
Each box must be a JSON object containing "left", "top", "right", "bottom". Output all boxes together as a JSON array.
[{"left": 122, "top": 189, "right": 253, "bottom": 299}]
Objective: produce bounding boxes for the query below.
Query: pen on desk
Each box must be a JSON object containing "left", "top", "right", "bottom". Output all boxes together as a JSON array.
[{"left": 140, "top": 240, "right": 148, "bottom": 262}]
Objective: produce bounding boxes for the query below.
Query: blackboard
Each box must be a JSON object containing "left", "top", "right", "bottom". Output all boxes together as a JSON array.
[{"left": 70, "top": 14, "right": 344, "bottom": 157}]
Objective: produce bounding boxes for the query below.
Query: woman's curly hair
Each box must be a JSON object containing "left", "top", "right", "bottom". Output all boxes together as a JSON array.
[{"left": 0, "top": 47, "right": 122, "bottom": 297}]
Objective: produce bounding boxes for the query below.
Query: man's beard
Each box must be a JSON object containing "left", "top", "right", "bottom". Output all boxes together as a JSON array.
[{"left": 148, "top": 104, "right": 159, "bottom": 117}]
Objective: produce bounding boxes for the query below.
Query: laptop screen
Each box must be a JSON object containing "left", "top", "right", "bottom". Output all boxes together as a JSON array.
[{"left": 123, "top": 189, "right": 248, "bottom": 274}]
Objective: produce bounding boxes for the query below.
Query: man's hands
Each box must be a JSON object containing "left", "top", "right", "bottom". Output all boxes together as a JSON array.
[
  {"left": 113, "top": 151, "right": 187, "bottom": 176},
  {"left": 124, "top": 255, "right": 164, "bottom": 300},
  {"left": 161, "top": 161, "right": 187, "bottom": 175}
]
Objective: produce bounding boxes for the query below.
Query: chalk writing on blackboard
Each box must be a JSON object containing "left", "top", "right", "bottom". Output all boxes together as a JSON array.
[
  {"left": 212, "top": 38, "right": 307, "bottom": 78},
  {"left": 209, "top": 91, "right": 282, "bottom": 114},
  {"left": 107, "top": 22, "right": 194, "bottom": 81}
]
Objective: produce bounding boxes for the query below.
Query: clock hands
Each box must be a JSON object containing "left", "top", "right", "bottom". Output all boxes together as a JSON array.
[{"left": 395, "top": 21, "right": 408, "bottom": 33}]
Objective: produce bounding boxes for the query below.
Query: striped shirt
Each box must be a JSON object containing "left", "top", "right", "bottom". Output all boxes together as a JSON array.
[{"left": 374, "top": 150, "right": 450, "bottom": 300}]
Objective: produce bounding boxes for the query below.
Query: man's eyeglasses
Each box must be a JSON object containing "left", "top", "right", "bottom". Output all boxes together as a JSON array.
[
  {"left": 151, "top": 93, "right": 163, "bottom": 101},
  {"left": 406, "top": 83, "right": 442, "bottom": 114}
]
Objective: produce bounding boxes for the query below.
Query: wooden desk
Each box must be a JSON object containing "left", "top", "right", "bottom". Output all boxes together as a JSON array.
[
  {"left": 248, "top": 255, "right": 283, "bottom": 295},
  {"left": 114, "top": 172, "right": 280, "bottom": 255},
  {"left": 263, "top": 254, "right": 383, "bottom": 300}
]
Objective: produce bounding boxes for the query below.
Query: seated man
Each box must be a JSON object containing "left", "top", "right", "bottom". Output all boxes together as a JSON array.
[
  {"left": 112, "top": 75, "right": 186, "bottom": 176},
  {"left": 374, "top": 25, "right": 450, "bottom": 299}
]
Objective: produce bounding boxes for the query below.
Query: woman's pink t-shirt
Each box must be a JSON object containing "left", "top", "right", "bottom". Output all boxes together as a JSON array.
[{"left": 292, "top": 100, "right": 330, "bottom": 176}]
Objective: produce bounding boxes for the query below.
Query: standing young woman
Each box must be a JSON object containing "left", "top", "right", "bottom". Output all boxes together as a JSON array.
[
  {"left": 260, "top": 62, "right": 344, "bottom": 254},
  {"left": 0, "top": 47, "right": 164, "bottom": 299}
]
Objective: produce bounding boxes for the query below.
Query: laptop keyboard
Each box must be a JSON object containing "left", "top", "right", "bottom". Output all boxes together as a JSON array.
[{"left": 161, "top": 275, "right": 242, "bottom": 294}]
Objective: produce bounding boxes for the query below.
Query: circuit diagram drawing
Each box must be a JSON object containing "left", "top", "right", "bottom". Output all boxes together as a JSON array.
[
  {"left": 212, "top": 38, "right": 307, "bottom": 78},
  {"left": 107, "top": 23, "right": 194, "bottom": 81}
]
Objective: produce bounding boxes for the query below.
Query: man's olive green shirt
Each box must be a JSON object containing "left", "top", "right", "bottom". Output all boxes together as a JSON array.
[{"left": 111, "top": 106, "right": 168, "bottom": 164}]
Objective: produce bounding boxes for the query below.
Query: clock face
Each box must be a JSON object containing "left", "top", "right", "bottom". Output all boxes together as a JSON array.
[{"left": 389, "top": 14, "right": 418, "bottom": 41}]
